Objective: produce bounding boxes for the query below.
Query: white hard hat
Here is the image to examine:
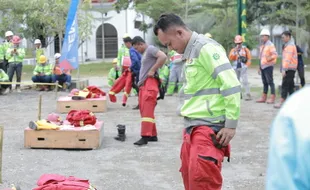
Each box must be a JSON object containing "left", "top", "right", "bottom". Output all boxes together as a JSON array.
[
  {"left": 260, "top": 28, "right": 270, "bottom": 36},
  {"left": 34, "top": 39, "right": 41, "bottom": 44},
  {"left": 5, "top": 31, "right": 13, "bottom": 37},
  {"left": 54, "top": 53, "right": 61, "bottom": 59}
]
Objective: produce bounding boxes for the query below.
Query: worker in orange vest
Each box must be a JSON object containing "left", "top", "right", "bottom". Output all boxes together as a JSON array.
[
  {"left": 274, "top": 31, "right": 298, "bottom": 109},
  {"left": 229, "top": 35, "right": 252, "bottom": 100},
  {"left": 256, "top": 29, "right": 278, "bottom": 104}
]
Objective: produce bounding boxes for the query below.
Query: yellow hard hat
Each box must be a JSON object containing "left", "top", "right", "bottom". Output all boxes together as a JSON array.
[
  {"left": 112, "top": 58, "right": 118, "bottom": 64},
  {"left": 39, "top": 55, "right": 47, "bottom": 64},
  {"left": 205, "top": 33, "right": 212, "bottom": 38},
  {"left": 123, "top": 33, "right": 130, "bottom": 38}
]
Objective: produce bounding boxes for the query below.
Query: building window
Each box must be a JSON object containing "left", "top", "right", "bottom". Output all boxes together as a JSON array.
[{"left": 134, "top": 21, "right": 142, "bottom": 29}]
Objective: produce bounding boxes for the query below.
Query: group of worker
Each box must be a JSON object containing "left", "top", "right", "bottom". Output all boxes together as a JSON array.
[
  {"left": 108, "top": 36, "right": 185, "bottom": 100},
  {"left": 229, "top": 29, "right": 305, "bottom": 109},
  {"left": 0, "top": 31, "right": 71, "bottom": 93},
  {"left": 108, "top": 13, "right": 307, "bottom": 190},
  {"left": 254, "top": 29, "right": 304, "bottom": 109},
  {"left": 0, "top": 31, "right": 25, "bottom": 94},
  {"left": 31, "top": 39, "right": 71, "bottom": 91}
]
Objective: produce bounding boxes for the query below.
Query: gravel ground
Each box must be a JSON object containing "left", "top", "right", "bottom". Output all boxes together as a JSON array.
[{"left": 0, "top": 67, "right": 307, "bottom": 190}]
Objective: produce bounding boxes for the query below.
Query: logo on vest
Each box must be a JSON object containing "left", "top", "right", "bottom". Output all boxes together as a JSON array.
[
  {"left": 213, "top": 53, "right": 220, "bottom": 60},
  {"left": 186, "top": 59, "right": 193, "bottom": 65}
]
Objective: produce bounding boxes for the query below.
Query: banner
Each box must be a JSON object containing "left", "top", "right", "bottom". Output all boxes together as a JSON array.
[
  {"left": 237, "top": 0, "right": 247, "bottom": 43},
  {"left": 59, "top": 0, "right": 80, "bottom": 70}
]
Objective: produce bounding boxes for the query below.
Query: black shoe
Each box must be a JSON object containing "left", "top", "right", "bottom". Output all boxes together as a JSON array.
[
  {"left": 132, "top": 105, "right": 139, "bottom": 110},
  {"left": 134, "top": 137, "right": 148, "bottom": 146},
  {"left": 114, "top": 125, "right": 126, "bottom": 142},
  {"left": 122, "top": 103, "right": 126, "bottom": 107},
  {"left": 148, "top": 136, "right": 158, "bottom": 142}
]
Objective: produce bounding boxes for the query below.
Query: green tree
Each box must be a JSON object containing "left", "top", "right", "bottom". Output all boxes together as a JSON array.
[{"left": 0, "top": 0, "right": 94, "bottom": 51}]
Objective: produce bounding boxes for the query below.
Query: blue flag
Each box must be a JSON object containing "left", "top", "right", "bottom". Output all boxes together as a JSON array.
[{"left": 59, "top": 0, "right": 79, "bottom": 70}]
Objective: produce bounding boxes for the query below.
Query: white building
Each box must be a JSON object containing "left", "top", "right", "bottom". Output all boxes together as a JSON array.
[{"left": 43, "top": 1, "right": 154, "bottom": 63}]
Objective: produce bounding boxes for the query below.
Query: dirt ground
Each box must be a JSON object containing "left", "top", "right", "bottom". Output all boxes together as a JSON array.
[{"left": 0, "top": 67, "right": 307, "bottom": 190}]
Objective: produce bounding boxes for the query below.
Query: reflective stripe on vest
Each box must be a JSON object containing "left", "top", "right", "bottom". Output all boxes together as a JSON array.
[
  {"left": 142, "top": 117, "right": 155, "bottom": 123},
  {"left": 282, "top": 44, "right": 297, "bottom": 71},
  {"left": 109, "top": 91, "right": 115, "bottom": 95},
  {"left": 260, "top": 41, "right": 277, "bottom": 69}
]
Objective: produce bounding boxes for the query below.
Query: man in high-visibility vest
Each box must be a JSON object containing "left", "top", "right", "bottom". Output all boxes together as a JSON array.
[
  {"left": 154, "top": 13, "right": 241, "bottom": 190},
  {"left": 32, "top": 55, "right": 53, "bottom": 91},
  {"left": 229, "top": 35, "right": 252, "bottom": 100},
  {"left": 117, "top": 34, "right": 132, "bottom": 70},
  {"left": 0, "top": 69, "right": 10, "bottom": 95},
  {"left": 274, "top": 31, "right": 298, "bottom": 109},
  {"left": 0, "top": 31, "right": 14, "bottom": 73},
  {"left": 6, "top": 35, "right": 25, "bottom": 93},
  {"left": 34, "top": 39, "right": 44, "bottom": 64},
  {"left": 256, "top": 28, "right": 278, "bottom": 104},
  {"left": 166, "top": 50, "right": 184, "bottom": 95},
  {"left": 131, "top": 36, "right": 167, "bottom": 146},
  {"left": 109, "top": 34, "right": 135, "bottom": 106},
  {"left": 108, "top": 58, "right": 121, "bottom": 87}
]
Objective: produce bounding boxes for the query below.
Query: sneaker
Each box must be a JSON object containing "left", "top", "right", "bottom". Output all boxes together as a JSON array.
[
  {"left": 16, "top": 88, "right": 21, "bottom": 93},
  {"left": 245, "top": 94, "right": 252, "bottom": 101},
  {"left": 1, "top": 88, "right": 9, "bottom": 95}
]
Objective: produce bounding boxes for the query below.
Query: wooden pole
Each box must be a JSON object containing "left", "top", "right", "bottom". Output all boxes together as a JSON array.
[
  {"left": 0, "top": 126, "right": 3, "bottom": 184},
  {"left": 55, "top": 82, "right": 59, "bottom": 99},
  {"left": 38, "top": 94, "right": 42, "bottom": 121}
]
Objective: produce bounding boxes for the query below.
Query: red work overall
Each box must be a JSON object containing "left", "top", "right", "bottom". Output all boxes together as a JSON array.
[
  {"left": 108, "top": 70, "right": 133, "bottom": 105},
  {"left": 139, "top": 77, "right": 159, "bottom": 136},
  {"left": 180, "top": 126, "right": 230, "bottom": 190}
]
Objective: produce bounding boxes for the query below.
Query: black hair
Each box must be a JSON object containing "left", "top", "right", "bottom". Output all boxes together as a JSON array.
[
  {"left": 153, "top": 13, "right": 186, "bottom": 36},
  {"left": 123, "top": 37, "right": 132, "bottom": 43},
  {"left": 282, "top": 31, "right": 292, "bottom": 38},
  {"left": 132, "top": 36, "right": 145, "bottom": 45}
]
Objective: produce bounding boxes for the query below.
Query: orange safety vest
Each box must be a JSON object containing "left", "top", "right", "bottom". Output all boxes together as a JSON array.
[
  {"left": 54, "top": 65, "right": 71, "bottom": 75},
  {"left": 229, "top": 46, "right": 252, "bottom": 67},
  {"left": 260, "top": 40, "right": 278, "bottom": 69},
  {"left": 282, "top": 40, "right": 298, "bottom": 71}
]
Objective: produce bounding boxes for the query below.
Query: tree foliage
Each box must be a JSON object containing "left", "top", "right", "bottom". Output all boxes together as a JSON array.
[{"left": 0, "top": 0, "right": 94, "bottom": 49}]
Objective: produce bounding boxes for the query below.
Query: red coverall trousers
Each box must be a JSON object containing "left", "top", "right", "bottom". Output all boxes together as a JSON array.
[
  {"left": 109, "top": 70, "right": 132, "bottom": 105},
  {"left": 139, "top": 78, "right": 159, "bottom": 137},
  {"left": 180, "top": 126, "right": 230, "bottom": 190}
]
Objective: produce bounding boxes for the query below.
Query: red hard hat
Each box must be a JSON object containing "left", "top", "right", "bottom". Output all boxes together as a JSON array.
[
  {"left": 234, "top": 35, "right": 243, "bottom": 43},
  {"left": 12, "top": 35, "right": 21, "bottom": 44}
]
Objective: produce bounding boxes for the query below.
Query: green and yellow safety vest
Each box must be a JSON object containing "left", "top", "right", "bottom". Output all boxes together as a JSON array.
[
  {"left": 117, "top": 44, "right": 130, "bottom": 68},
  {"left": 0, "top": 41, "right": 13, "bottom": 60},
  {"left": 108, "top": 67, "right": 121, "bottom": 87},
  {"left": 159, "top": 64, "right": 169, "bottom": 82},
  {"left": 6, "top": 47, "right": 25, "bottom": 63},
  {"left": 36, "top": 48, "right": 45, "bottom": 64},
  {"left": 0, "top": 69, "right": 9, "bottom": 81},
  {"left": 33, "top": 64, "right": 53, "bottom": 75},
  {"left": 180, "top": 32, "right": 241, "bottom": 131}
]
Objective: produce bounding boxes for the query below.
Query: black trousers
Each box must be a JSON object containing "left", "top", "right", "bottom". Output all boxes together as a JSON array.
[
  {"left": 0, "top": 60, "right": 8, "bottom": 73},
  {"left": 281, "top": 70, "right": 296, "bottom": 99},
  {"left": 261, "top": 66, "right": 275, "bottom": 94},
  {"left": 131, "top": 72, "right": 139, "bottom": 93},
  {"left": 297, "top": 64, "right": 305, "bottom": 87}
]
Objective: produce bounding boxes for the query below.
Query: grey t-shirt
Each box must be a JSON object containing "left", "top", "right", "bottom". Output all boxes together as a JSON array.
[{"left": 138, "top": 45, "right": 159, "bottom": 86}]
